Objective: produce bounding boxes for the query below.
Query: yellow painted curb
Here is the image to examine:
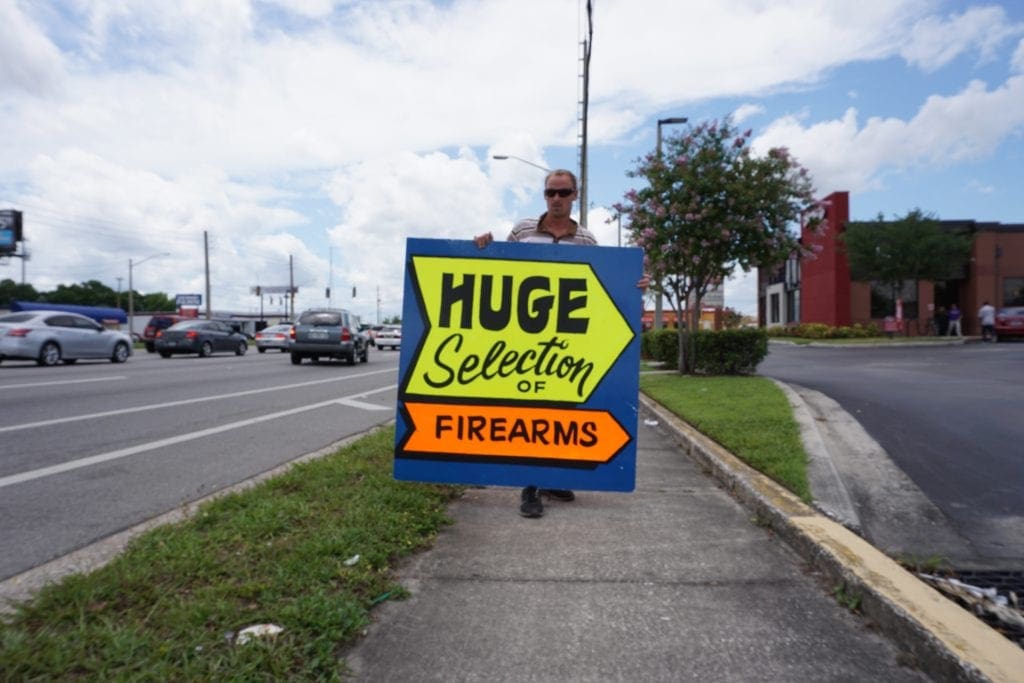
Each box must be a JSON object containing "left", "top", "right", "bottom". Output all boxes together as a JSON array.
[{"left": 639, "top": 392, "right": 1024, "bottom": 683}]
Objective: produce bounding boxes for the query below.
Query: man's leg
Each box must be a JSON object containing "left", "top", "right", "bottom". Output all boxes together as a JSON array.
[{"left": 520, "top": 486, "right": 543, "bottom": 518}]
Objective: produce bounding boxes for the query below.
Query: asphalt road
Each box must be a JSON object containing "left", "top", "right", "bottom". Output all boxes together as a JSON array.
[
  {"left": 0, "top": 347, "right": 402, "bottom": 581},
  {"left": 758, "top": 340, "right": 1024, "bottom": 569}
]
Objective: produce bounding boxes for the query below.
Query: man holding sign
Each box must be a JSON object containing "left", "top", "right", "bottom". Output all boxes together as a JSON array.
[{"left": 475, "top": 169, "right": 648, "bottom": 518}]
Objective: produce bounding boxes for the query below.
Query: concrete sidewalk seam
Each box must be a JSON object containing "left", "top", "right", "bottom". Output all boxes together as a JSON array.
[{"left": 639, "top": 392, "right": 1024, "bottom": 683}]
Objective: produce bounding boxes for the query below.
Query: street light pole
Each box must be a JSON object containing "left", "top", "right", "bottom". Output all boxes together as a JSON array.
[
  {"left": 653, "top": 116, "right": 688, "bottom": 330},
  {"left": 128, "top": 252, "right": 170, "bottom": 339},
  {"left": 492, "top": 154, "right": 553, "bottom": 174}
]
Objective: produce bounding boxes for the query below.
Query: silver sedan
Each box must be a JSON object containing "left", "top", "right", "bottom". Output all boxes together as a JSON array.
[{"left": 0, "top": 310, "right": 133, "bottom": 366}]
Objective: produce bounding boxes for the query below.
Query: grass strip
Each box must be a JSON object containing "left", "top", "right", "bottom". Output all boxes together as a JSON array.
[
  {"left": 640, "top": 373, "right": 811, "bottom": 502},
  {"left": 0, "top": 427, "right": 459, "bottom": 681}
]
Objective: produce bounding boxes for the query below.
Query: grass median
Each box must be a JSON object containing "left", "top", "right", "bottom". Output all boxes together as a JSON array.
[
  {"left": 0, "top": 427, "right": 460, "bottom": 681},
  {"left": 640, "top": 372, "right": 810, "bottom": 502},
  {"left": 2, "top": 374, "right": 809, "bottom": 679}
]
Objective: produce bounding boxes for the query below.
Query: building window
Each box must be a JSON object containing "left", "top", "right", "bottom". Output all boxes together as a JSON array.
[
  {"left": 1005, "top": 277, "right": 1024, "bottom": 306},
  {"left": 770, "top": 293, "right": 781, "bottom": 323},
  {"left": 870, "top": 280, "right": 919, "bottom": 319},
  {"left": 786, "top": 289, "right": 799, "bottom": 324}
]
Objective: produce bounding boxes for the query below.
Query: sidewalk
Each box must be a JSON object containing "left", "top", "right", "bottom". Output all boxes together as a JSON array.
[{"left": 343, "top": 409, "right": 935, "bottom": 681}]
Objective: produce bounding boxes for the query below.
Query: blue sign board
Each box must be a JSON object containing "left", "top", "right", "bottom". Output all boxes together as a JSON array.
[
  {"left": 175, "top": 293, "right": 202, "bottom": 307},
  {"left": 393, "top": 237, "right": 643, "bottom": 492}
]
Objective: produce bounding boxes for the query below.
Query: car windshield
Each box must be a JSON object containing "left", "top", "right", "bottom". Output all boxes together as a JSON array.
[
  {"left": 262, "top": 325, "right": 291, "bottom": 333},
  {"left": 299, "top": 312, "right": 342, "bottom": 326},
  {"left": 0, "top": 313, "right": 35, "bottom": 323}
]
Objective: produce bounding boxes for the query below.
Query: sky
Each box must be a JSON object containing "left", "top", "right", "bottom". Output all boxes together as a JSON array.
[{"left": 1, "top": 0, "right": 1022, "bottom": 322}]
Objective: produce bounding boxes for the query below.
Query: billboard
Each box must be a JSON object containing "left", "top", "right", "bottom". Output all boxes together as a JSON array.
[{"left": 0, "top": 210, "right": 23, "bottom": 254}]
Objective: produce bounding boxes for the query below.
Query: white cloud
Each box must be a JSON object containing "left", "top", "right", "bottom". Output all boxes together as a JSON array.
[
  {"left": 900, "top": 6, "right": 1024, "bottom": 72},
  {"left": 733, "top": 104, "right": 765, "bottom": 124},
  {"left": 1013, "top": 37, "right": 1024, "bottom": 73},
  {"left": 0, "top": 0, "right": 65, "bottom": 95},
  {"left": 753, "top": 75, "right": 1024, "bottom": 195}
]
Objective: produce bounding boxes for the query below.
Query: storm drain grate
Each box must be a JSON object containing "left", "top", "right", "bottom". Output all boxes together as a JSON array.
[{"left": 931, "top": 570, "right": 1024, "bottom": 649}]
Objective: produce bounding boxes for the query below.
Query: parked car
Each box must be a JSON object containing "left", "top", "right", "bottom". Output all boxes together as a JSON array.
[
  {"left": 289, "top": 308, "right": 369, "bottom": 365},
  {"left": 994, "top": 306, "right": 1024, "bottom": 341},
  {"left": 375, "top": 324, "right": 402, "bottom": 351},
  {"left": 155, "top": 320, "right": 250, "bottom": 358},
  {"left": 143, "top": 314, "right": 185, "bottom": 352},
  {"left": 0, "top": 310, "right": 132, "bottom": 366},
  {"left": 254, "top": 323, "right": 293, "bottom": 353}
]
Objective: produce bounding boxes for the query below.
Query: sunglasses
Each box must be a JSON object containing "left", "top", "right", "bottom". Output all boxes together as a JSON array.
[{"left": 544, "top": 188, "right": 574, "bottom": 198}]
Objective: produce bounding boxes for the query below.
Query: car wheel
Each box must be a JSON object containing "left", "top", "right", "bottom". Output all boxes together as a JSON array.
[
  {"left": 360, "top": 346, "right": 369, "bottom": 363},
  {"left": 145, "top": 342, "right": 155, "bottom": 353},
  {"left": 235, "top": 341, "right": 248, "bottom": 356},
  {"left": 291, "top": 352, "right": 303, "bottom": 365},
  {"left": 257, "top": 347, "right": 266, "bottom": 353},
  {"left": 347, "top": 351, "right": 356, "bottom": 366},
  {"left": 200, "top": 341, "right": 214, "bottom": 357},
  {"left": 111, "top": 342, "right": 130, "bottom": 363},
  {"left": 159, "top": 351, "right": 172, "bottom": 358},
  {"left": 37, "top": 341, "right": 61, "bottom": 366}
]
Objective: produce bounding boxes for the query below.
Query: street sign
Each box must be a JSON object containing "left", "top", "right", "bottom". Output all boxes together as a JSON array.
[
  {"left": 394, "top": 238, "right": 643, "bottom": 492},
  {"left": 175, "top": 293, "right": 202, "bottom": 307}
]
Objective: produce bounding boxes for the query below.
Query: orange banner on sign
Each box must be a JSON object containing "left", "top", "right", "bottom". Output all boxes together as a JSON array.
[{"left": 403, "top": 402, "right": 629, "bottom": 464}]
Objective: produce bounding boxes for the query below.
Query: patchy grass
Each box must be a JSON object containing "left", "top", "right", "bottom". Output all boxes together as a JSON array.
[
  {"left": 640, "top": 374, "right": 810, "bottom": 502},
  {"left": 0, "top": 427, "right": 459, "bottom": 681}
]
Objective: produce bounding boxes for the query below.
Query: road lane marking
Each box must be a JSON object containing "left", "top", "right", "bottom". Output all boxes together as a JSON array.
[
  {"left": 0, "top": 385, "right": 397, "bottom": 489},
  {"left": 0, "top": 367, "right": 397, "bottom": 434},
  {"left": 338, "top": 398, "right": 391, "bottom": 411},
  {"left": 0, "top": 376, "right": 127, "bottom": 390}
]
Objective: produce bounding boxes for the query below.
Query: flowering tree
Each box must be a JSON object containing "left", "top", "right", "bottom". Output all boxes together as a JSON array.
[{"left": 615, "top": 118, "right": 820, "bottom": 373}]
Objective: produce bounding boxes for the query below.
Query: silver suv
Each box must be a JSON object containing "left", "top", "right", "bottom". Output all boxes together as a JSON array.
[{"left": 290, "top": 308, "right": 369, "bottom": 365}]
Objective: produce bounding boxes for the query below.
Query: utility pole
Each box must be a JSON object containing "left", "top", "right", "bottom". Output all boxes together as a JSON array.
[
  {"left": 289, "top": 255, "right": 295, "bottom": 320},
  {"left": 204, "top": 230, "right": 212, "bottom": 319},
  {"left": 577, "top": 0, "right": 593, "bottom": 228},
  {"left": 116, "top": 276, "right": 123, "bottom": 309}
]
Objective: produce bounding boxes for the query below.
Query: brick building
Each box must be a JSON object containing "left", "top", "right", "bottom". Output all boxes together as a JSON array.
[{"left": 759, "top": 191, "right": 1024, "bottom": 335}]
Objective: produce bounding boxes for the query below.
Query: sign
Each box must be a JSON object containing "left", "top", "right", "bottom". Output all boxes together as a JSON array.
[
  {"left": 0, "top": 210, "right": 22, "bottom": 254},
  {"left": 175, "top": 293, "right": 202, "bottom": 307},
  {"left": 251, "top": 285, "right": 298, "bottom": 295},
  {"left": 394, "top": 238, "right": 643, "bottom": 492}
]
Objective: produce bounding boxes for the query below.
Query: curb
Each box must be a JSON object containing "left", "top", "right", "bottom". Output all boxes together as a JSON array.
[{"left": 639, "top": 393, "right": 1024, "bottom": 683}]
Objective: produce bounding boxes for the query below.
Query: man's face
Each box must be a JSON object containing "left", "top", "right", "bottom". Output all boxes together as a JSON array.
[{"left": 543, "top": 175, "right": 576, "bottom": 219}]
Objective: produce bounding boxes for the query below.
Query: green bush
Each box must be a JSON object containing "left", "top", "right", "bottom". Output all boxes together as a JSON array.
[
  {"left": 642, "top": 327, "right": 768, "bottom": 374},
  {"left": 641, "top": 328, "right": 679, "bottom": 368},
  {"left": 766, "top": 322, "right": 881, "bottom": 339},
  {"left": 694, "top": 328, "right": 768, "bottom": 374}
]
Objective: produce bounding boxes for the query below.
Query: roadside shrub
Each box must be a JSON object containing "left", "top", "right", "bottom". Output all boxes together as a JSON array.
[
  {"left": 694, "top": 328, "right": 768, "bottom": 375},
  {"left": 642, "top": 327, "right": 768, "bottom": 374},
  {"left": 766, "top": 322, "right": 881, "bottom": 339},
  {"left": 641, "top": 328, "right": 679, "bottom": 368}
]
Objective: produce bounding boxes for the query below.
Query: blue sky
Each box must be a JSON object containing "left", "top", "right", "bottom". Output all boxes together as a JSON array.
[{"left": 1, "top": 0, "right": 1022, "bottom": 320}]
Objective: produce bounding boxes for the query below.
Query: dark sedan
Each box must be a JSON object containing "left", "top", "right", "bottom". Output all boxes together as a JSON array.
[{"left": 155, "top": 320, "right": 250, "bottom": 358}]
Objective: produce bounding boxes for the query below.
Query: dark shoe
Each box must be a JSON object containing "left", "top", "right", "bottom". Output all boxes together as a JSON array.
[
  {"left": 541, "top": 489, "right": 575, "bottom": 502},
  {"left": 520, "top": 486, "right": 544, "bottom": 518}
]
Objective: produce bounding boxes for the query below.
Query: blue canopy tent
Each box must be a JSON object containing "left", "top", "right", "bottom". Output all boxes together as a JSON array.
[{"left": 10, "top": 300, "right": 128, "bottom": 324}]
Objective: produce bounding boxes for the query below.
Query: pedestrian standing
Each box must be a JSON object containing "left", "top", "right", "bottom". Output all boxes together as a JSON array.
[
  {"left": 978, "top": 301, "right": 996, "bottom": 342},
  {"left": 475, "top": 169, "right": 648, "bottom": 518},
  {"left": 947, "top": 303, "right": 962, "bottom": 337}
]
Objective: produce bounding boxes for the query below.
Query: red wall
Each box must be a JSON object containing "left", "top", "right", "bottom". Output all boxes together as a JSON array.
[{"left": 800, "top": 191, "right": 851, "bottom": 326}]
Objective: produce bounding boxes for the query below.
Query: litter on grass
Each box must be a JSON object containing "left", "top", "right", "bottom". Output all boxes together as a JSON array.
[
  {"left": 235, "top": 623, "right": 284, "bottom": 645},
  {"left": 343, "top": 554, "right": 361, "bottom": 566}
]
